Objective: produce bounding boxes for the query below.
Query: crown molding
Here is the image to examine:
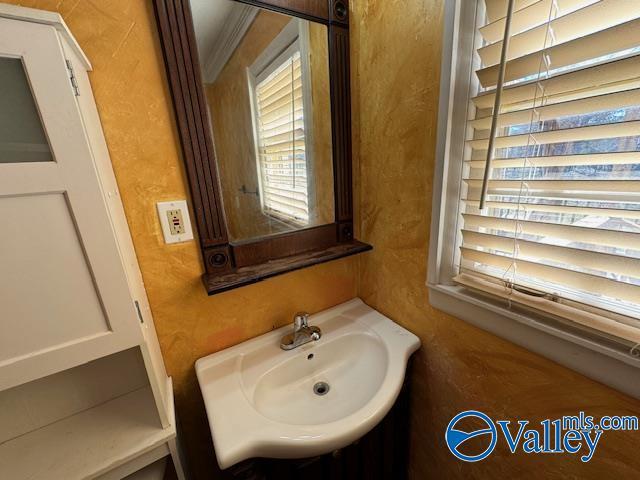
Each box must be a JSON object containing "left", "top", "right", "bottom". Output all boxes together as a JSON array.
[{"left": 203, "top": 4, "right": 258, "bottom": 83}]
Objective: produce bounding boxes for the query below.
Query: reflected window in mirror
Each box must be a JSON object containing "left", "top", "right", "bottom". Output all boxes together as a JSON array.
[
  {"left": 249, "top": 22, "right": 310, "bottom": 227},
  {"left": 193, "top": 1, "right": 334, "bottom": 242}
]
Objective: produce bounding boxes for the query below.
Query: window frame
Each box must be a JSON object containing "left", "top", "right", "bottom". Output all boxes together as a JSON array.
[{"left": 428, "top": 0, "right": 640, "bottom": 398}]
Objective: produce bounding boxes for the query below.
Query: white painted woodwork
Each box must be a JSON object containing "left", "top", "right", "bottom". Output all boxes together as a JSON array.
[
  {"left": 0, "top": 16, "right": 142, "bottom": 390},
  {"left": 98, "top": 449, "right": 169, "bottom": 480},
  {"left": 119, "top": 458, "right": 167, "bottom": 480},
  {"left": 0, "top": 348, "right": 147, "bottom": 444},
  {"left": 0, "top": 386, "right": 174, "bottom": 480},
  {"left": 0, "top": 5, "right": 185, "bottom": 479},
  {"left": 0, "top": 194, "right": 110, "bottom": 355}
]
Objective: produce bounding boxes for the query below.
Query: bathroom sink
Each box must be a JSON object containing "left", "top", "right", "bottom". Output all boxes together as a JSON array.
[{"left": 195, "top": 298, "right": 420, "bottom": 469}]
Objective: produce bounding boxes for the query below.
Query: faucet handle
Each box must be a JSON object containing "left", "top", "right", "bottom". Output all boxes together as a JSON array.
[{"left": 293, "top": 312, "right": 309, "bottom": 328}]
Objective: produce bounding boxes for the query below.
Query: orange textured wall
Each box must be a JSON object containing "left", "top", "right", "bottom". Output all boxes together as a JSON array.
[
  {"left": 4, "top": 1, "right": 356, "bottom": 478},
  {"left": 350, "top": 1, "right": 640, "bottom": 479}
]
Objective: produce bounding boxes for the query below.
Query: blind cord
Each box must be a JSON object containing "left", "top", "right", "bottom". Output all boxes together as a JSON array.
[{"left": 503, "top": 0, "right": 559, "bottom": 300}]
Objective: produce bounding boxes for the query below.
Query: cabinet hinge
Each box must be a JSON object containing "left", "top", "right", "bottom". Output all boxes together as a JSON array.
[
  {"left": 65, "top": 59, "right": 80, "bottom": 96},
  {"left": 134, "top": 300, "right": 144, "bottom": 324}
]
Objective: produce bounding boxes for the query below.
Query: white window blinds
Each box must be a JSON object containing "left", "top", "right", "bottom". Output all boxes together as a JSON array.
[
  {"left": 455, "top": 0, "right": 640, "bottom": 342},
  {"left": 254, "top": 49, "right": 309, "bottom": 224}
]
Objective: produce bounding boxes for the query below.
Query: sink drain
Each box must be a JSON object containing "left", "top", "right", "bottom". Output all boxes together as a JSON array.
[{"left": 313, "top": 381, "right": 330, "bottom": 396}]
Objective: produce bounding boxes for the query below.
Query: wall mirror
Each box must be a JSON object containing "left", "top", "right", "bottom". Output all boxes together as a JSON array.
[
  {"left": 154, "top": 0, "right": 371, "bottom": 295},
  {"left": 193, "top": 1, "right": 334, "bottom": 241}
]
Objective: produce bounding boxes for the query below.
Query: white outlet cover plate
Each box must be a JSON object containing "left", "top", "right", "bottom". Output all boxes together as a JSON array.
[{"left": 156, "top": 200, "right": 194, "bottom": 244}]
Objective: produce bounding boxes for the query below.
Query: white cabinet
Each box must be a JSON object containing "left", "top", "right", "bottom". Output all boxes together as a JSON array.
[
  {"left": 0, "top": 10, "right": 140, "bottom": 391},
  {"left": 0, "top": 5, "right": 185, "bottom": 479}
]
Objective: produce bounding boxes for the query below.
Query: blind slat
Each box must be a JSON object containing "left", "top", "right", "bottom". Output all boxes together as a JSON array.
[
  {"left": 463, "top": 213, "right": 640, "bottom": 250},
  {"left": 467, "top": 119, "right": 640, "bottom": 150},
  {"left": 264, "top": 197, "right": 308, "bottom": 212},
  {"left": 476, "top": 17, "right": 640, "bottom": 88},
  {"left": 462, "top": 229, "right": 640, "bottom": 279},
  {"left": 264, "top": 198, "right": 308, "bottom": 213},
  {"left": 465, "top": 178, "right": 640, "bottom": 193},
  {"left": 257, "top": 56, "right": 301, "bottom": 95},
  {"left": 258, "top": 85, "right": 302, "bottom": 115},
  {"left": 460, "top": 247, "right": 640, "bottom": 303},
  {"left": 260, "top": 139, "right": 305, "bottom": 154},
  {"left": 258, "top": 79, "right": 303, "bottom": 110},
  {"left": 454, "top": 273, "right": 640, "bottom": 343},
  {"left": 260, "top": 128, "right": 304, "bottom": 147},
  {"left": 261, "top": 150, "right": 306, "bottom": 159},
  {"left": 259, "top": 103, "right": 304, "bottom": 125},
  {"left": 258, "top": 64, "right": 301, "bottom": 98},
  {"left": 483, "top": 0, "right": 539, "bottom": 23},
  {"left": 464, "top": 199, "right": 640, "bottom": 220},
  {"left": 260, "top": 121, "right": 305, "bottom": 140},
  {"left": 470, "top": 88, "right": 640, "bottom": 130},
  {"left": 258, "top": 85, "right": 303, "bottom": 117},
  {"left": 263, "top": 186, "right": 308, "bottom": 201},
  {"left": 479, "top": 0, "right": 639, "bottom": 66},
  {"left": 480, "top": 0, "right": 598, "bottom": 43},
  {"left": 473, "top": 54, "right": 640, "bottom": 110},
  {"left": 465, "top": 179, "right": 640, "bottom": 202},
  {"left": 264, "top": 204, "right": 308, "bottom": 220},
  {"left": 466, "top": 152, "right": 640, "bottom": 169}
]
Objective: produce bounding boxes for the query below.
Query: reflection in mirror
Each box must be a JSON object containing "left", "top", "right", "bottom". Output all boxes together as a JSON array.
[{"left": 190, "top": 0, "right": 335, "bottom": 242}]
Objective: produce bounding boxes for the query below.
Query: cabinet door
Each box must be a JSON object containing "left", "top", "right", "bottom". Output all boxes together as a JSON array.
[{"left": 0, "top": 18, "right": 142, "bottom": 390}]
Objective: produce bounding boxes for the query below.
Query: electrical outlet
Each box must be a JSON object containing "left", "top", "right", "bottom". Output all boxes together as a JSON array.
[
  {"left": 157, "top": 200, "right": 194, "bottom": 244},
  {"left": 167, "top": 209, "right": 185, "bottom": 235}
]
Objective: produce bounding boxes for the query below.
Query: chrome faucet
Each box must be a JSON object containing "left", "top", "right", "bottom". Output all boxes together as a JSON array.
[{"left": 280, "top": 312, "right": 322, "bottom": 350}]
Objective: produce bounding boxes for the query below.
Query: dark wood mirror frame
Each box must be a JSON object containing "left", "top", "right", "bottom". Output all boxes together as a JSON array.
[{"left": 153, "top": 0, "right": 371, "bottom": 295}]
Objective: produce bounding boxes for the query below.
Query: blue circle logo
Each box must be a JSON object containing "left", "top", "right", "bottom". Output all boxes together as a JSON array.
[{"left": 445, "top": 410, "right": 497, "bottom": 462}]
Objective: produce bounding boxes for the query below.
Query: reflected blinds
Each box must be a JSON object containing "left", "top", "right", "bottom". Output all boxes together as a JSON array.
[
  {"left": 456, "top": 0, "right": 640, "bottom": 340},
  {"left": 255, "top": 51, "right": 309, "bottom": 223}
]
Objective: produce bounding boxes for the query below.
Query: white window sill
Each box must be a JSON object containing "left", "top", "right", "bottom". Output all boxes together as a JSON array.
[{"left": 428, "top": 283, "right": 640, "bottom": 399}]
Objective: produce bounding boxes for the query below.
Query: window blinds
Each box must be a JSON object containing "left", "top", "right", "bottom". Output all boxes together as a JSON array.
[
  {"left": 456, "top": 0, "right": 640, "bottom": 341},
  {"left": 255, "top": 50, "right": 309, "bottom": 223}
]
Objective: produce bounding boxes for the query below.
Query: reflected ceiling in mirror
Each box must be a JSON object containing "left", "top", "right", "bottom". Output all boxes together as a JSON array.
[{"left": 190, "top": 0, "right": 335, "bottom": 243}]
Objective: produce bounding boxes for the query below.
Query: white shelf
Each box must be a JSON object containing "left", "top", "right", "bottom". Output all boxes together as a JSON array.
[{"left": 0, "top": 386, "right": 175, "bottom": 480}]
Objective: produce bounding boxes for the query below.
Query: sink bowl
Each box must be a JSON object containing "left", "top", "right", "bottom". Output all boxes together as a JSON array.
[{"left": 195, "top": 298, "right": 420, "bottom": 469}]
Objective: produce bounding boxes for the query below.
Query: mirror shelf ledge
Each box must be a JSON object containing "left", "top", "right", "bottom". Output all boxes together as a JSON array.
[{"left": 203, "top": 240, "right": 372, "bottom": 295}]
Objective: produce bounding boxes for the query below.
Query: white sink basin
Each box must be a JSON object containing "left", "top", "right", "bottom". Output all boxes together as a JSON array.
[{"left": 195, "top": 298, "right": 420, "bottom": 469}]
